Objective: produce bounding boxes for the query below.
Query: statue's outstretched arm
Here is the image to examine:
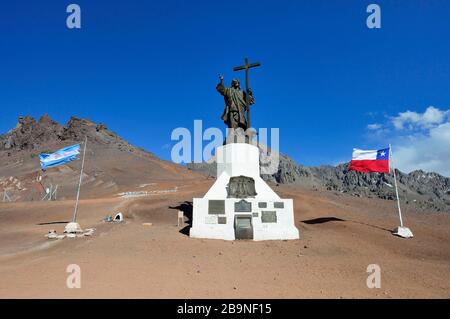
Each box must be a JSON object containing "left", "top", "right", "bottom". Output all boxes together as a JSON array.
[{"left": 216, "top": 75, "right": 226, "bottom": 96}]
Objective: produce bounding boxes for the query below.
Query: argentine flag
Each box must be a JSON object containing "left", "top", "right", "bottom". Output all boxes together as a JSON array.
[{"left": 39, "top": 144, "right": 80, "bottom": 170}]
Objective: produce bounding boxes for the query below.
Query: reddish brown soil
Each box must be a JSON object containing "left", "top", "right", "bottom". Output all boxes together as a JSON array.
[{"left": 0, "top": 180, "right": 449, "bottom": 298}]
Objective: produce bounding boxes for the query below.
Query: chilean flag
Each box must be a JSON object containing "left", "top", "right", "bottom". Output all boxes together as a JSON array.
[{"left": 348, "top": 147, "right": 390, "bottom": 173}]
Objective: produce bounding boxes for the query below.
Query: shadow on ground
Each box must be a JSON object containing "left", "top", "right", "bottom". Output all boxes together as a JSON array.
[
  {"left": 36, "top": 221, "right": 70, "bottom": 226},
  {"left": 302, "top": 216, "right": 391, "bottom": 233},
  {"left": 302, "top": 217, "right": 345, "bottom": 224}
]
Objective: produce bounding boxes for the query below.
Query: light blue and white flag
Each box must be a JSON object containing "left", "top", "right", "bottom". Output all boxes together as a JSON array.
[{"left": 39, "top": 144, "right": 80, "bottom": 170}]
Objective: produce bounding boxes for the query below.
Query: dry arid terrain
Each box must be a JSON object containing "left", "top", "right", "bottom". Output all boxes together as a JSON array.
[
  {"left": 0, "top": 179, "right": 449, "bottom": 298},
  {"left": 0, "top": 115, "right": 449, "bottom": 298}
]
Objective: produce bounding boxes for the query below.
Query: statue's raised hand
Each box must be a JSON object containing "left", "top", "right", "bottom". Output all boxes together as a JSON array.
[{"left": 219, "top": 74, "right": 224, "bottom": 81}]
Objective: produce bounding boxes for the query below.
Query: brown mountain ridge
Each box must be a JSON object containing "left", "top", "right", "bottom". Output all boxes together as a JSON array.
[{"left": 0, "top": 114, "right": 200, "bottom": 201}]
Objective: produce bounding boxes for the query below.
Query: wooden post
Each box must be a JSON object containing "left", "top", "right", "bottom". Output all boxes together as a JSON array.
[{"left": 177, "top": 210, "right": 184, "bottom": 227}]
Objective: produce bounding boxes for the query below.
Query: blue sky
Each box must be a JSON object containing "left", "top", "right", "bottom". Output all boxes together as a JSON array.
[{"left": 1, "top": 1, "right": 449, "bottom": 175}]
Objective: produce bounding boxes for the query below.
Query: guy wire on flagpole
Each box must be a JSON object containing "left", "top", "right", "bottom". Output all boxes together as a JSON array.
[
  {"left": 72, "top": 136, "right": 87, "bottom": 223},
  {"left": 389, "top": 143, "right": 404, "bottom": 227}
]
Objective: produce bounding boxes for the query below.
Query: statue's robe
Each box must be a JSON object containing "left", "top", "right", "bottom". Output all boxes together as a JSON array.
[{"left": 216, "top": 81, "right": 253, "bottom": 130}]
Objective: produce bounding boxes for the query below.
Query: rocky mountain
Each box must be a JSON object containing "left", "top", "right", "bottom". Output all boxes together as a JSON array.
[
  {"left": 2, "top": 114, "right": 449, "bottom": 212},
  {"left": 0, "top": 114, "right": 136, "bottom": 153},
  {"left": 0, "top": 114, "right": 197, "bottom": 202},
  {"left": 187, "top": 149, "right": 450, "bottom": 212}
]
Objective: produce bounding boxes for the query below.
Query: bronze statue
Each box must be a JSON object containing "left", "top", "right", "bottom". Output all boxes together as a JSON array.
[
  {"left": 217, "top": 58, "right": 261, "bottom": 131},
  {"left": 216, "top": 76, "right": 253, "bottom": 130}
]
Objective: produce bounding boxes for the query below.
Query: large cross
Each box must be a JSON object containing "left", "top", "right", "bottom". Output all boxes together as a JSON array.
[{"left": 233, "top": 57, "right": 261, "bottom": 129}]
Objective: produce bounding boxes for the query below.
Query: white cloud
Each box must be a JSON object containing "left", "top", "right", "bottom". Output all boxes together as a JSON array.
[
  {"left": 370, "top": 106, "right": 450, "bottom": 177},
  {"left": 394, "top": 122, "right": 450, "bottom": 177},
  {"left": 367, "top": 123, "right": 382, "bottom": 130},
  {"left": 391, "top": 106, "right": 449, "bottom": 130}
]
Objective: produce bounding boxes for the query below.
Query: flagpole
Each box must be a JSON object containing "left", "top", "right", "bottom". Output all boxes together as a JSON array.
[
  {"left": 389, "top": 144, "right": 404, "bottom": 227},
  {"left": 72, "top": 136, "right": 87, "bottom": 223}
]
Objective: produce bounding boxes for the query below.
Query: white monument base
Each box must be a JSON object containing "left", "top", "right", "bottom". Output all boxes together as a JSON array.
[
  {"left": 190, "top": 143, "right": 299, "bottom": 241},
  {"left": 64, "top": 222, "right": 83, "bottom": 234}
]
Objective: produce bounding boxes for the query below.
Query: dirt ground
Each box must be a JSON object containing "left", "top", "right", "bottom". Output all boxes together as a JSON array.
[{"left": 0, "top": 180, "right": 449, "bottom": 298}]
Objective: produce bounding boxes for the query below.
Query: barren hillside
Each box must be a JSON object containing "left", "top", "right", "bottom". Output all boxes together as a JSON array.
[{"left": 0, "top": 115, "right": 202, "bottom": 201}]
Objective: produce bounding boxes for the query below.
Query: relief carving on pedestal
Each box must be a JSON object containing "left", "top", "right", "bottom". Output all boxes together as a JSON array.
[{"left": 227, "top": 175, "right": 257, "bottom": 199}]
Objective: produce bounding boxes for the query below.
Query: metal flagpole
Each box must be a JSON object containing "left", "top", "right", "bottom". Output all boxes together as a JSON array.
[
  {"left": 389, "top": 144, "right": 404, "bottom": 227},
  {"left": 72, "top": 136, "right": 87, "bottom": 223}
]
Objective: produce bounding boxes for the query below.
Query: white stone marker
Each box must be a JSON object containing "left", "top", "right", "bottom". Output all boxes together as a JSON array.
[{"left": 190, "top": 143, "right": 300, "bottom": 241}]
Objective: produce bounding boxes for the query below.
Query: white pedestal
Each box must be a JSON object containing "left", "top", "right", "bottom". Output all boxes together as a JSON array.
[
  {"left": 392, "top": 226, "right": 414, "bottom": 238},
  {"left": 64, "top": 222, "right": 83, "bottom": 234},
  {"left": 190, "top": 143, "right": 300, "bottom": 241}
]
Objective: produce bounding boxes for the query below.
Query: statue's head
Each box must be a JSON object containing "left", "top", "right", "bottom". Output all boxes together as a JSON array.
[{"left": 231, "top": 79, "right": 240, "bottom": 89}]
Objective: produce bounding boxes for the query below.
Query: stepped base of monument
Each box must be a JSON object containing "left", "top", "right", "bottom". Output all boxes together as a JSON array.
[
  {"left": 190, "top": 223, "right": 300, "bottom": 241},
  {"left": 190, "top": 143, "right": 300, "bottom": 241},
  {"left": 190, "top": 196, "right": 299, "bottom": 241}
]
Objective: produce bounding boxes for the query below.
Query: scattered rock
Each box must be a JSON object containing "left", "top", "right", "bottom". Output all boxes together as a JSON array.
[
  {"left": 46, "top": 227, "right": 95, "bottom": 239},
  {"left": 46, "top": 230, "right": 58, "bottom": 239}
]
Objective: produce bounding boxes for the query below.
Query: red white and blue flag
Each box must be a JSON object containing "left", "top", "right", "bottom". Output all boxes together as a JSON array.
[{"left": 348, "top": 147, "right": 390, "bottom": 173}]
